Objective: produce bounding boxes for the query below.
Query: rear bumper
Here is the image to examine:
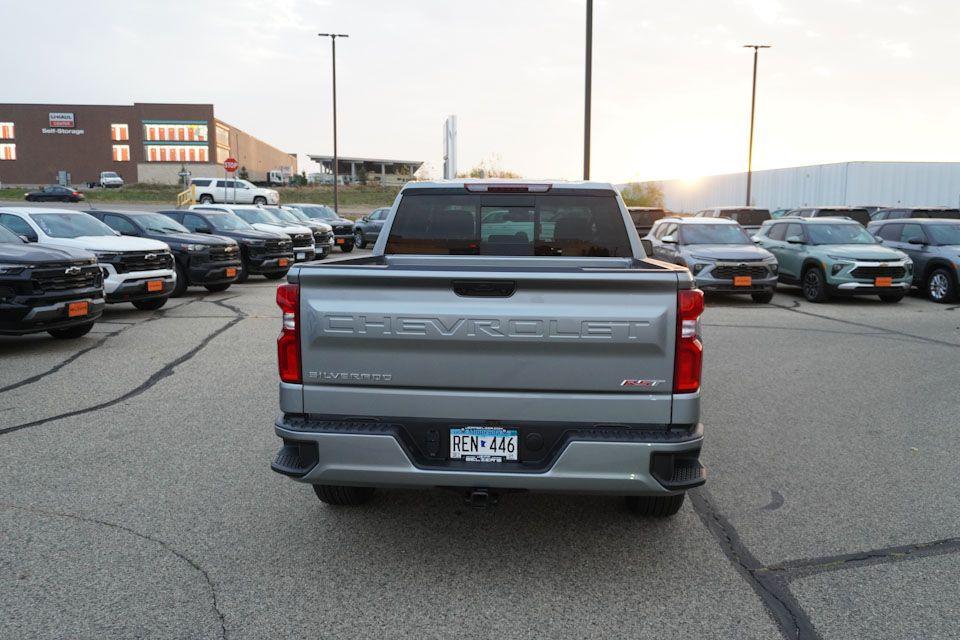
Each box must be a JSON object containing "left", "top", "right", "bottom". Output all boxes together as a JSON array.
[{"left": 272, "top": 416, "right": 705, "bottom": 495}]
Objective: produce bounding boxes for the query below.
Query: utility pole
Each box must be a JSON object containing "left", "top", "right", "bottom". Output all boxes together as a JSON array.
[
  {"left": 583, "top": 0, "right": 593, "bottom": 180},
  {"left": 744, "top": 44, "right": 770, "bottom": 207},
  {"left": 319, "top": 32, "right": 348, "bottom": 213}
]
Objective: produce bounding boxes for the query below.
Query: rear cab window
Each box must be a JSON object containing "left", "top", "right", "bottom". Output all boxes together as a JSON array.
[{"left": 385, "top": 190, "right": 632, "bottom": 257}]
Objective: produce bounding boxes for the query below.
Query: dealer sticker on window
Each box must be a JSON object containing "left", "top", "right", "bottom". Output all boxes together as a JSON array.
[{"left": 450, "top": 427, "right": 518, "bottom": 462}]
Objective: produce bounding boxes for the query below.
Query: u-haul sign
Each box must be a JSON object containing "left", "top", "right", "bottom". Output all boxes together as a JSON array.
[{"left": 48, "top": 112, "right": 75, "bottom": 128}]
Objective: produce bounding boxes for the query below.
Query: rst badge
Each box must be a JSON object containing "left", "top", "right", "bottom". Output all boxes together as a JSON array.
[{"left": 621, "top": 379, "right": 664, "bottom": 388}]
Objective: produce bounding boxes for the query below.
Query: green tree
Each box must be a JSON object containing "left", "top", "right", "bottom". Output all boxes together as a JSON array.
[
  {"left": 620, "top": 182, "right": 664, "bottom": 207},
  {"left": 457, "top": 156, "right": 521, "bottom": 179}
]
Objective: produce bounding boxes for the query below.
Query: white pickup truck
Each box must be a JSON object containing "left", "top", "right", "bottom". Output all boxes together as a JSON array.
[
  {"left": 189, "top": 178, "right": 279, "bottom": 205},
  {"left": 271, "top": 180, "right": 706, "bottom": 516}
]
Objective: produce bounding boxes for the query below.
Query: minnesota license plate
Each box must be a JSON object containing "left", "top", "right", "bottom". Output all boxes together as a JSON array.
[
  {"left": 450, "top": 427, "right": 518, "bottom": 462},
  {"left": 67, "top": 301, "right": 88, "bottom": 317},
  {"left": 225, "top": 267, "right": 237, "bottom": 277},
  {"left": 278, "top": 258, "right": 289, "bottom": 267},
  {"left": 146, "top": 280, "right": 163, "bottom": 292},
  {"left": 336, "top": 238, "right": 345, "bottom": 245},
  {"left": 875, "top": 276, "right": 893, "bottom": 287},
  {"left": 734, "top": 276, "right": 752, "bottom": 286}
]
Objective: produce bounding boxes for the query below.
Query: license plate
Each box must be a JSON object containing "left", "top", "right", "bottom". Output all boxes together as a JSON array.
[
  {"left": 296, "top": 252, "right": 305, "bottom": 260},
  {"left": 67, "top": 301, "right": 88, "bottom": 317},
  {"left": 733, "top": 275, "right": 752, "bottom": 286},
  {"left": 278, "top": 258, "right": 289, "bottom": 267},
  {"left": 875, "top": 276, "right": 893, "bottom": 287},
  {"left": 225, "top": 267, "right": 237, "bottom": 277},
  {"left": 146, "top": 280, "right": 163, "bottom": 292},
  {"left": 450, "top": 427, "right": 518, "bottom": 462},
  {"left": 336, "top": 238, "right": 345, "bottom": 245}
]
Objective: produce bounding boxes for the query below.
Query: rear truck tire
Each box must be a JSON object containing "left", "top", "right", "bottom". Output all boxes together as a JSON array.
[
  {"left": 132, "top": 296, "right": 168, "bottom": 311},
  {"left": 625, "top": 493, "right": 685, "bottom": 517},
  {"left": 801, "top": 266, "right": 830, "bottom": 303},
  {"left": 878, "top": 292, "right": 905, "bottom": 303},
  {"left": 927, "top": 268, "right": 957, "bottom": 303},
  {"left": 48, "top": 321, "right": 95, "bottom": 339},
  {"left": 171, "top": 262, "right": 189, "bottom": 297},
  {"left": 204, "top": 283, "right": 231, "bottom": 292},
  {"left": 264, "top": 272, "right": 287, "bottom": 280},
  {"left": 253, "top": 196, "right": 267, "bottom": 205},
  {"left": 313, "top": 484, "right": 376, "bottom": 506},
  {"left": 340, "top": 242, "right": 354, "bottom": 253},
  {"left": 199, "top": 194, "right": 214, "bottom": 204},
  {"left": 751, "top": 289, "right": 774, "bottom": 304}
]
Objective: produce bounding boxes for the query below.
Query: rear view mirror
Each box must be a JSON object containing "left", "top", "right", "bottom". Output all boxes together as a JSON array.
[
  {"left": 751, "top": 235, "right": 760, "bottom": 243},
  {"left": 661, "top": 234, "right": 676, "bottom": 244}
]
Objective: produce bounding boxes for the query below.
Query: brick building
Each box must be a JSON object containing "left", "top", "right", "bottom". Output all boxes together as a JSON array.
[{"left": 0, "top": 102, "right": 296, "bottom": 186}]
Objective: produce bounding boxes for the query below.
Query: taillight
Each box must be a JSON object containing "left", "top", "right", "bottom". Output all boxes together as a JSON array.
[
  {"left": 276, "top": 283, "right": 301, "bottom": 383},
  {"left": 674, "top": 288, "right": 704, "bottom": 393}
]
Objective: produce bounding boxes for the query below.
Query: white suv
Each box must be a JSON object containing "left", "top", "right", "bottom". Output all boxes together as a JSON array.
[
  {"left": 190, "top": 178, "right": 279, "bottom": 205},
  {"left": 0, "top": 208, "right": 176, "bottom": 310}
]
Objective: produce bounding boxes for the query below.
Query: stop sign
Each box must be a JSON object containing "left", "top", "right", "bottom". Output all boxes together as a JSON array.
[{"left": 224, "top": 158, "right": 239, "bottom": 173}]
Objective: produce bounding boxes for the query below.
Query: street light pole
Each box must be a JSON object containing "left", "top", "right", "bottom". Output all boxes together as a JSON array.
[
  {"left": 744, "top": 44, "right": 770, "bottom": 207},
  {"left": 319, "top": 32, "right": 348, "bottom": 214},
  {"left": 583, "top": 0, "right": 593, "bottom": 180}
]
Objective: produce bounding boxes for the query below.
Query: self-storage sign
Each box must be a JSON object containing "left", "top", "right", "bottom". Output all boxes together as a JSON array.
[{"left": 48, "top": 112, "right": 75, "bottom": 128}]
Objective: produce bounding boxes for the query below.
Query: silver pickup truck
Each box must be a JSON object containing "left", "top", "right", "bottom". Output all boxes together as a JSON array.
[{"left": 272, "top": 180, "right": 705, "bottom": 516}]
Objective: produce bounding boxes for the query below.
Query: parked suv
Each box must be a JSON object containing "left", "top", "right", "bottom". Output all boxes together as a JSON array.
[
  {"left": 190, "top": 205, "right": 315, "bottom": 262},
  {"left": 87, "top": 210, "right": 241, "bottom": 296},
  {"left": 0, "top": 223, "right": 104, "bottom": 338},
  {"left": 265, "top": 206, "right": 333, "bottom": 258},
  {"left": 870, "top": 207, "right": 960, "bottom": 222},
  {"left": 189, "top": 178, "right": 279, "bottom": 205},
  {"left": 755, "top": 218, "right": 912, "bottom": 303},
  {"left": 695, "top": 207, "right": 772, "bottom": 234},
  {"left": 781, "top": 206, "right": 872, "bottom": 227},
  {"left": 644, "top": 217, "right": 778, "bottom": 302},
  {"left": 158, "top": 209, "right": 293, "bottom": 281},
  {"left": 284, "top": 203, "right": 355, "bottom": 252},
  {"left": 868, "top": 218, "right": 960, "bottom": 303},
  {"left": 352, "top": 207, "right": 390, "bottom": 249},
  {"left": 272, "top": 180, "right": 706, "bottom": 517},
  {"left": 0, "top": 208, "right": 175, "bottom": 310}
]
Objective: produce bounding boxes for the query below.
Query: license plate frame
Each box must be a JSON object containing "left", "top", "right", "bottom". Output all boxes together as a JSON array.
[
  {"left": 67, "top": 301, "right": 88, "bottom": 317},
  {"left": 733, "top": 275, "right": 752, "bottom": 287},
  {"left": 449, "top": 427, "right": 519, "bottom": 462},
  {"left": 146, "top": 280, "right": 163, "bottom": 292},
  {"left": 875, "top": 276, "right": 893, "bottom": 287}
]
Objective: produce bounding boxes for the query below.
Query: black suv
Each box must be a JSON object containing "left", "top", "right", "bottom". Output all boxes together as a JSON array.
[
  {"left": 870, "top": 207, "right": 960, "bottom": 222},
  {"left": 0, "top": 223, "right": 104, "bottom": 338},
  {"left": 284, "top": 203, "right": 355, "bottom": 252},
  {"left": 86, "top": 210, "right": 242, "bottom": 296},
  {"left": 158, "top": 210, "right": 293, "bottom": 282}
]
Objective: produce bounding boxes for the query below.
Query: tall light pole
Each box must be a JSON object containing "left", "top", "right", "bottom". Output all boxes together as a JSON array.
[
  {"left": 318, "top": 33, "right": 348, "bottom": 213},
  {"left": 583, "top": 0, "right": 593, "bottom": 180},
  {"left": 744, "top": 44, "right": 770, "bottom": 207}
]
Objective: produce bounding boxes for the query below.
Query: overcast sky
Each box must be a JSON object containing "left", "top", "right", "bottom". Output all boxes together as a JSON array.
[{"left": 4, "top": 0, "right": 958, "bottom": 182}]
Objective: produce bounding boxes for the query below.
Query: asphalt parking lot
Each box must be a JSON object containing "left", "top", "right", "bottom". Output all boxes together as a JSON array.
[{"left": 2, "top": 263, "right": 958, "bottom": 639}]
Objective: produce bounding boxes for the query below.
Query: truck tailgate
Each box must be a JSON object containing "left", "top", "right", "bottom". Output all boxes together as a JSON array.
[{"left": 296, "top": 262, "right": 680, "bottom": 424}]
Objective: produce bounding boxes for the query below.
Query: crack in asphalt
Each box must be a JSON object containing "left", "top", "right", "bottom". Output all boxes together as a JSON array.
[
  {"left": 759, "top": 536, "right": 960, "bottom": 580},
  {"left": 768, "top": 301, "right": 960, "bottom": 349},
  {"left": 690, "top": 488, "right": 821, "bottom": 640},
  {"left": 0, "top": 315, "right": 243, "bottom": 436},
  {"left": 0, "top": 503, "right": 228, "bottom": 639}
]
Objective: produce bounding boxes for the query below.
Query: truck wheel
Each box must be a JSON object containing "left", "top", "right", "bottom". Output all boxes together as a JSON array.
[
  {"left": 204, "top": 283, "right": 231, "bottom": 292},
  {"left": 132, "top": 297, "right": 168, "bottom": 311},
  {"left": 199, "top": 194, "right": 214, "bottom": 204},
  {"left": 625, "top": 493, "right": 685, "bottom": 517},
  {"left": 801, "top": 266, "right": 829, "bottom": 303},
  {"left": 927, "top": 268, "right": 957, "bottom": 303},
  {"left": 354, "top": 230, "right": 366, "bottom": 249},
  {"left": 253, "top": 196, "right": 267, "bottom": 205},
  {"left": 48, "top": 322, "right": 95, "bottom": 339},
  {"left": 172, "top": 262, "right": 189, "bottom": 297},
  {"left": 340, "top": 242, "right": 354, "bottom": 253},
  {"left": 751, "top": 290, "right": 774, "bottom": 303},
  {"left": 878, "top": 292, "right": 905, "bottom": 303},
  {"left": 313, "top": 484, "right": 375, "bottom": 506}
]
